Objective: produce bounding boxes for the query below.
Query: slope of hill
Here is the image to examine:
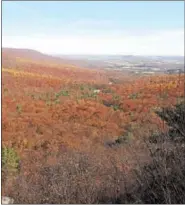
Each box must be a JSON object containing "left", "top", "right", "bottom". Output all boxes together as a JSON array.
[
  {"left": 2, "top": 47, "right": 110, "bottom": 83},
  {"left": 2, "top": 47, "right": 83, "bottom": 68}
]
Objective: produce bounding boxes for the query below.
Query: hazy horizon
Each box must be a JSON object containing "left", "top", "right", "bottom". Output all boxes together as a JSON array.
[
  {"left": 2, "top": 1, "right": 184, "bottom": 56},
  {"left": 3, "top": 47, "right": 184, "bottom": 58}
]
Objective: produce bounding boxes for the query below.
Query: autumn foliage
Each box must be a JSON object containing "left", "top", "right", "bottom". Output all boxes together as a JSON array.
[{"left": 2, "top": 49, "right": 185, "bottom": 202}]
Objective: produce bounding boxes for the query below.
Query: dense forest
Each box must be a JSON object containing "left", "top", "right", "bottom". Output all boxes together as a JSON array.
[{"left": 2, "top": 49, "right": 185, "bottom": 203}]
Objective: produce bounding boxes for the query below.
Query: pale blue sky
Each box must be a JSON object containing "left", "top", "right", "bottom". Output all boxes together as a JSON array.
[{"left": 2, "top": 1, "right": 184, "bottom": 55}]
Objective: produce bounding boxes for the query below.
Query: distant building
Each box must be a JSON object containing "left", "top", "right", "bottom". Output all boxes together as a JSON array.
[
  {"left": 152, "top": 68, "right": 160, "bottom": 71},
  {"left": 166, "top": 69, "right": 183, "bottom": 74},
  {"left": 142, "top": 71, "right": 155, "bottom": 74}
]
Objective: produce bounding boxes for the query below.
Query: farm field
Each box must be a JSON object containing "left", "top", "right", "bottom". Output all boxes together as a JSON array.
[{"left": 2, "top": 48, "right": 185, "bottom": 203}]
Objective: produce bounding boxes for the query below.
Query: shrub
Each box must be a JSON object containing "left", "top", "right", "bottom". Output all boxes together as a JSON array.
[
  {"left": 159, "top": 91, "right": 168, "bottom": 99},
  {"left": 129, "top": 93, "right": 139, "bottom": 99},
  {"left": 4, "top": 102, "right": 185, "bottom": 204},
  {"left": 109, "top": 78, "right": 122, "bottom": 84},
  {"left": 155, "top": 101, "right": 185, "bottom": 141},
  {"left": 111, "top": 104, "right": 120, "bottom": 111},
  {"left": 113, "top": 94, "right": 121, "bottom": 100},
  {"left": 9, "top": 151, "right": 107, "bottom": 204},
  {"left": 2, "top": 146, "right": 20, "bottom": 175},
  {"left": 115, "top": 132, "right": 133, "bottom": 145},
  {"left": 55, "top": 90, "right": 69, "bottom": 98},
  {"left": 102, "top": 88, "right": 114, "bottom": 94},
  {"left": 81, "top": 92, "right": 97, "bottom": 99},
  {"left": 116, "top": 101, "right": 185, "bottom": 203},
  {"left": 80, "top": 84, "right": 85, "bottom": 91},
  {"left": 100, "top": 101, "right": 185, "bottom": 203},
  {"left": 16, "top": 104, "right": 22, "bottom": 114}
]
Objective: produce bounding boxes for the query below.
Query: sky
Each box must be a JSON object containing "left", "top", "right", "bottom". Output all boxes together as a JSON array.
[{"left": 2, "top": 1, "right": 184, "bottom": 56}]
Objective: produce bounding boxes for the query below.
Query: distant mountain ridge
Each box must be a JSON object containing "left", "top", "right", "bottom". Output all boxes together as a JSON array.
[
  {"left": 2, "top": 48, "right": 78, "bottom": 65},
  {"left": 2, "top": 48, "right": 94, "bottom": 69}
]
